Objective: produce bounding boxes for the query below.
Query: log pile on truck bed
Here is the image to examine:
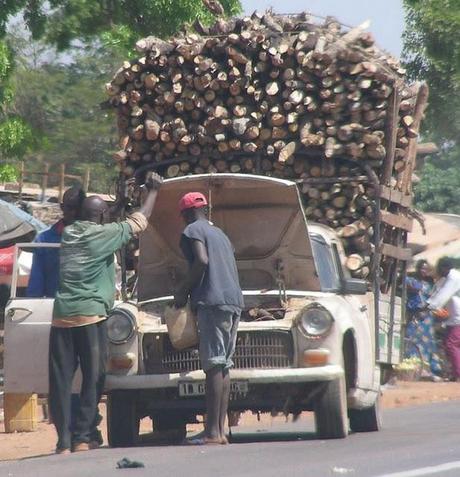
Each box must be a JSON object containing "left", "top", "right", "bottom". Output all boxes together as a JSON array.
[{"left": 106, "top": 11, "right": 428, "bottom": 287}]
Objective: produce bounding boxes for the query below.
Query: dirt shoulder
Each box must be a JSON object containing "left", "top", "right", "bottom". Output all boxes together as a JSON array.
[
  {"left": 1, "top": 381, "right": 459, "bottom": 462},
  {"left": 381, "top": 381, "right": 460, "bottom": 408}
]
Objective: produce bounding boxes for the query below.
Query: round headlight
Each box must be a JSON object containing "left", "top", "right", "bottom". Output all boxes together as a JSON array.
[
  {"left": 107, "top": 309, "right": 135, "bottom": 344},
  {"left": 297, "top": 305, "right": 333, "bottom": 338}
]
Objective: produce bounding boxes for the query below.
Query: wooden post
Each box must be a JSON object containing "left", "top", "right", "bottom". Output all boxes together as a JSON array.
[
  {"left": 41, "top": 163, "right": 49, "bottom": 203},
  {"left": 382, "top": 89, "right": 401, "bottom": 185},
  {"left": 58, "top": 163, "right": 65, "bottom": 203},
  {"left": 18, "top": 161, "right": 24, "bottom": 201},
  {"left": 401, "top": 83, "right": 429, "bottom": 194},
  {"left": 416, "top": 143, "right": 438, "bottom": 156},
  {"left": 321, "top": 20, "right": 371, "bottom": 60},
  {"left": 83, "top": 167, "right": 90, "bottom": 192}
]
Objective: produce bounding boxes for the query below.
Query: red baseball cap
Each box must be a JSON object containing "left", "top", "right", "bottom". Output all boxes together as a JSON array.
[{"left": 179, "top": 192, "right": 208, "bottom": 212}]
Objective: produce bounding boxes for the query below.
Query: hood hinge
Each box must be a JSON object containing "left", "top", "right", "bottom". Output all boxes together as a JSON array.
[{"left": 275, "top": 259, "right": 287, "bottom": 306}]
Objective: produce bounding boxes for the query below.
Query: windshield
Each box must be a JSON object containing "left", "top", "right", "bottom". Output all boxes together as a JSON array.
[{"left": 310, "top": 234, "right": 341, "bottom": 292}]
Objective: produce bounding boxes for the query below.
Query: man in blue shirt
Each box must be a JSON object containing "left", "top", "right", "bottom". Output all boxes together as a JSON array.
[
  {"left": 176, "top": 192, "right": 243, "bottom": 446},
  {"left": 27, "top": 187, "right": 86, "bottom": 297}
]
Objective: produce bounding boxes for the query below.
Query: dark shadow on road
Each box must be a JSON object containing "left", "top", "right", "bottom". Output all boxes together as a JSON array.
[
  {"left": 0, "top": 446, "right": 114, "bottom": 463},
  {"left": 2, "top": 453, "right": 53, "bottom": 463},
  {"left": 136, "top": 428, "right": 318, "bottom": 446},
  {"left": 228, "top": 430, "right": 317, "bottom": 443}
]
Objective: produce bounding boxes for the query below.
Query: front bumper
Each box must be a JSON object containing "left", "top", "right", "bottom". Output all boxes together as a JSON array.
[{"left": 105, "top": 365, "right": 344, "bottom": 390}]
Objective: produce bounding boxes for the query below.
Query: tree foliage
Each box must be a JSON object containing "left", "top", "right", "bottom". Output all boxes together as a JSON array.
[
  {"left": 403, "top": 0, "right": 460, "bottom": 143},
  {"left": 415, "top": 149, "right": 460, "bottom": 214},
  {"left": 0, "top": 162, "right": 16, "bottom": 181},
  {"left": 1, "top": 1, "right": 242, "bottom": 53},
  {"left": 10, "top": 44, "right": 122, "bottom": 192},
  {"left": 403, "top": 0, "right": 460, "bottom": 213},
  {"left": 0, "top": 12, "right": 35, "bottom": 177},
  {"left": 0, "top": 39, "right": 35, "bottom": 178}
]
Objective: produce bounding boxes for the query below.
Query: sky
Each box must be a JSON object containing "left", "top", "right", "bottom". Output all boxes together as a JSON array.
[{"left": 241, "top": 0, "right": 405, "bottom": 57}]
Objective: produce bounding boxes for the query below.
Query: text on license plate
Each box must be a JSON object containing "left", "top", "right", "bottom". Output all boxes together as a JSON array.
[{"left": 178, "top": 381, "right": 248, "bottom": 398}]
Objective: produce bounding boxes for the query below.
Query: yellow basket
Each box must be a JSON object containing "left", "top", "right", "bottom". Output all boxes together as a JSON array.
[{"left": 4, "top": 393, "right": 38, "bottom": 433}]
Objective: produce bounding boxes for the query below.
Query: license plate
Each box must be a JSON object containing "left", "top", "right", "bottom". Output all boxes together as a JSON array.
[{"left": 178, "top": 380, "right": 248, "bottom": 398}]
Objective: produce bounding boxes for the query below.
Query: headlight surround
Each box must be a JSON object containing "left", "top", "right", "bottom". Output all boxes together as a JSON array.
[
  {"left": 107, "top": 309, "right": 136, "bottom": 344},
  {"left": 296, "top": 304, "right": 334, "bottom": 339}
]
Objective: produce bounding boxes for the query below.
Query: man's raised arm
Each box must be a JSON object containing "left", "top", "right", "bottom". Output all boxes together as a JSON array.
[
  {"left": 139, "top": 172, "right": 163, "bottom": 219},
  {"left": 428, "top": 273, "right": 460, "bottom": 310},
  {"left": 125, "top": 172, "right": 163, "bottom": 235}
]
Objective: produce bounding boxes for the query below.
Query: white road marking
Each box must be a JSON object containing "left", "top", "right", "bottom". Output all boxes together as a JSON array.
[{"left": 378, "top": 461, "right": 460, "bottom": 477}]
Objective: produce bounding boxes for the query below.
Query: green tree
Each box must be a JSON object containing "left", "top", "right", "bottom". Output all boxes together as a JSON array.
[
  {"left": 403, "top": 0, "right": 460, "bottom": 143},
  {"left": 403, "top": 1, "right": 460, "bottom": 213},
  {"left": 415, "top": 149, "right": 460, "bottom": 214},
  {"left": 9, "top": 44, "right": 123, "bottom": 192},
  {"left": 1, "top": 1, "right": 241, "bottom": 53},
  {"left": 0, "top": 39, "right": 35, "bottom": 179},
  {"left": 0, "top": 11, "right": 49, "bottom": 179}
]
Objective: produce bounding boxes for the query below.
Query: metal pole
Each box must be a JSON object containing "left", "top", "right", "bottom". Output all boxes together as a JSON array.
[
  {"left": 18, "top": 161, "right": 24, "bottom": 201},
  {"left": 83, "top": 167, "right": 90, "bottom": 193},
  {"left": 58, "top": 164, "right": 65, "bottom": 202},
  {"left": 119, "top": 173, "right": 128, "bottom": 302},
  {"left": 400, "top": 251, "right": 408, "bottom": 362},
  {"left": 363, "top": 164, "right": 381, "bottom": 363},
  {"left": 41, "top": 163, "right": 49, "bottom": 203}
]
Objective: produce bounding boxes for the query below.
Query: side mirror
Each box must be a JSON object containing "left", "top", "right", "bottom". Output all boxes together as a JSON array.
[{"left": 342, "top": 278, "right": 368, "bottom": 295}]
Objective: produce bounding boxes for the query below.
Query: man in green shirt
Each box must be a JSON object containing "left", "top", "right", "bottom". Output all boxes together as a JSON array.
[{"left": 49, "top": 172, "right": 162, "bottom": 454}]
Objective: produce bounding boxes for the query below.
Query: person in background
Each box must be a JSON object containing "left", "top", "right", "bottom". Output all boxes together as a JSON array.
[
  {"left": 175, "top": 192, "right": 244, "bottom": 445},
  {"left": 48, "top": 172, "right": 162, "bottom": 455},
  {"left": 27, "top": 186, "right": 86, "bottom": 298},
  {"left": 404, "top": 259, "right": 443, "bottom": 381},
  {"left": 427, "top": 257, "right": 460, "bottom": 382}
]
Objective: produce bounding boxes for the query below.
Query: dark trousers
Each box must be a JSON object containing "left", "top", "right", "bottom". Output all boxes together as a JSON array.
[
  {"left": 48, "top": 321, "right": 107, "bottom": 450},
  {"left": 444, "top": 325, "right": 460, "bottom": 378}
]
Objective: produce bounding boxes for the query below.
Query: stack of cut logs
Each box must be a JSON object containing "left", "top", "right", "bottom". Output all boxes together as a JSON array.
[{"left": 107, "top": 11, "right": 421, "bottom": 280}]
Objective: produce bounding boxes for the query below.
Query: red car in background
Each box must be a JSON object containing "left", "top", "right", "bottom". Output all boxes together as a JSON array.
[
  {"left": 0, "top": 199, "right": 47, "bottom": 292},
  {"left": 0, "top": 245, "right": 15, "bottom": 278}
]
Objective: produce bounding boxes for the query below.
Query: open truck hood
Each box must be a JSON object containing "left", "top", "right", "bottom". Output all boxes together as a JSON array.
[{"left": 138, "top": 174, "right": 321, "bottom": 301}]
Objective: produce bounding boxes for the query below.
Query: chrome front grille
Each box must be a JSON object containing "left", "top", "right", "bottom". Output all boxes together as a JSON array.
[
  {"left": 234, "top": 332, "right": 293, "bottom": 369},
  {"left": 143, "top": 331, "right": 293, "bottom": 374}
]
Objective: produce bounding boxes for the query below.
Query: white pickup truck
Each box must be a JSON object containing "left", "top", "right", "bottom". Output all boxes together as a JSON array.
[{"left": 4, "top": 174, "right": 402, "bottom": 446}]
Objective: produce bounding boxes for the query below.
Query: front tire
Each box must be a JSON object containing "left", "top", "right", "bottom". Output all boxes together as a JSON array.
[
  {"left": 349, "top": 394, "right": 382, "bottom": 432},
  {"left": 107, "top": 391, "right": 140, "bottom": 447},
  {"left": 314, "top": 375, "right": 348, "bottom": 439}
]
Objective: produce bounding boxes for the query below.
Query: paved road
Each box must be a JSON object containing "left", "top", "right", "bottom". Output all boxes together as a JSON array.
[{"left": 2, "top": 401, "right": 460, "bottom": 477}]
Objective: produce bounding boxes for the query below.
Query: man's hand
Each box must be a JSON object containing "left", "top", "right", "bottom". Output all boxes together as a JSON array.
[
  {"left": 433, "top": 308, "right": 449, "bottom": 320},
  {"left": 138, "top": 172, "right": 163, "bottom": 220},
  {"left": 144, "top": 172, "right": 163, "bottom": 191}
]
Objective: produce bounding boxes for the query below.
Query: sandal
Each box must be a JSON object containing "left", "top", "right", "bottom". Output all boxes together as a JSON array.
[{"left": 55, "top": 448, "right": 71, "bottom": 455}]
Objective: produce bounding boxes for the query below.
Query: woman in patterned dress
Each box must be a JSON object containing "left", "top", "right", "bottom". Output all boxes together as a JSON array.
[{"left": 405, "top": 259, "right": 443, "bottom": 380}]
